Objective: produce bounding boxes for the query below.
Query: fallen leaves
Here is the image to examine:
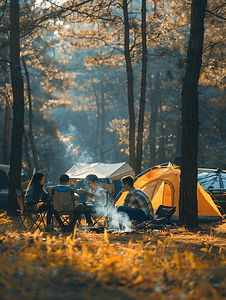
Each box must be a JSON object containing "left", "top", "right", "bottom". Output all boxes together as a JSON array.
[{"left": 1, "top": 213, "right": 226, "bottom": 299}]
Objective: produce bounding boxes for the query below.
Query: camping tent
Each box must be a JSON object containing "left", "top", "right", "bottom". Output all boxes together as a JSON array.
[
  {"left": 115, "top": 162, "right": 222, "bottom": 221},
  {"left": 66, "top": 162, "right": 135, "bottom": 203},
  {"left": 198, "top": 168, "right": 226, "bottom": 190},
  {"left": 66, "top": 162, "right": 135, "bottom": 181},
  {"left": 198, "top": 168, "right": 226, "bottom": 214}
]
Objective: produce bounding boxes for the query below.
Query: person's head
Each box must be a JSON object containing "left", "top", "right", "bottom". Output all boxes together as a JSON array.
[
  {"left": 31, "top": 172, "right": 45, "bottom": 188},
  {"left": 59, "top": 174, "right": 70, "bottom": 185},
  {"left": 86, "top": 174, "right": 99, "bottom": 190},
  {"left": 121, "top": 175, "right": 134, "bottom": 191},
  {"left": 27, "top": 172, "right": 45, "bottom": 198}
]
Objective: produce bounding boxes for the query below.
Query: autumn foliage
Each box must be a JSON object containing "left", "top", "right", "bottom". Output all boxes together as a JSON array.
[{"left": 0, "top": 212, "right": 226, "bottom": 299}]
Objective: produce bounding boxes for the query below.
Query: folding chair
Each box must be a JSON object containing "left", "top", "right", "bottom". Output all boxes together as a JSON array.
[
  {"left": 82, "top": 202, "right": 113, "bottom": 229},
  {"left": 135, "top": 205, "right": 177, "bottom": 231},
  {"left": 154, "top": 205, "right": 176, "bottom": 221},
  {"left": 16, "top": 189, "right": 47, "bottom": 231},
  {"left": 51, "top": 187, "right": 76, "bottom": 229},
  {"left": 54, "top": 211, "right": 75, "bottom": 229}
]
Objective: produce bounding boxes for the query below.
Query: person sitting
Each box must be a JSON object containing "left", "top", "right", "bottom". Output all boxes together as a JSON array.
[
  {"left": 24, "top": 172, "right": 65, "bottom": 231},
  {"left": 49, "top": 174, "right": 84, "bottom": 231},
  {"left": 116, "top": 175, "right": 154, "bottom": 224},
  {"left": 77, "top": 174, "right": 107, "bottom": 227}
]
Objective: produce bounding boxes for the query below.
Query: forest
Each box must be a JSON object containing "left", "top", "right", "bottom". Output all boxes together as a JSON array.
[
  {"left": 1, "top": 2, "right": 226, "bottom": 298},
  {"left": 1, "top": 0, "right": 225, "bottom": 176},
  {"left": 0, "top": 0, "right": 226, "bottom": 222}
]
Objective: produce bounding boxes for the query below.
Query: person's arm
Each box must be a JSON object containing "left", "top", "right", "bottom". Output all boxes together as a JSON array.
[
  {"left": 24, "top": 187, "right": 39, "bottom": 211},
  {"left": 77, "top": 188, "right": 96, "bottom": 199},
  {"left": 73, "top": 193, "right": 79, "bottom": 204},
  {"left": 41, "top": 189, "right": 50, "bottom": 203},
  {"left": 24, "top": 188, "right": 37, "bottom": 204},
  {"left": 123, "top": 193, "right": 134, "bottom": 207}
]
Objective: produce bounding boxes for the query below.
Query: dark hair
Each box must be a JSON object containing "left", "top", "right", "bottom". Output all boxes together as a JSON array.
[
  {"left": 59, "top": 174, "right": 70, "bottom": 183},
  {"left": 26, "top": 172, "right": 45, "bottom": 198},
  {"left": 86, "top": 174, "right": 98, "bottom": 182},
  {"left": 121, "top": 175, "right": 134, "bottom": 187}
]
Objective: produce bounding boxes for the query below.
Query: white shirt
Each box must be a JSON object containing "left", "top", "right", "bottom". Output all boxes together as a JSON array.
[{"left": 88, "top": 186, "right": 107, "bottom": 207}]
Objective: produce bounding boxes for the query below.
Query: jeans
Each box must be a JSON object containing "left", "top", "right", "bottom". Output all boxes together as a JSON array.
[
  {"left": 83, "top": 202, "right": 97, "bottom": 225},
  {"left": 38, "top": 203, "right": 63, "bottom": 226},
  {"left": 68, "top": 203, "right": 85, "bottom": 229},
  {"left": 117, "top": 206, "right": 150, "bottom": 223}
]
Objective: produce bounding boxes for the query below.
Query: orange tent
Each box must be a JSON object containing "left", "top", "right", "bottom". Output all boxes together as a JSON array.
[{"left": 115, "top": 162, "right": 222, "bottom": 221}]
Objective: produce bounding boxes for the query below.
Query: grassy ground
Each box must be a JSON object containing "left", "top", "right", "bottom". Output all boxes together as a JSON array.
[{"left": 1, "top": 210, "right": 226, "bottom": 299}]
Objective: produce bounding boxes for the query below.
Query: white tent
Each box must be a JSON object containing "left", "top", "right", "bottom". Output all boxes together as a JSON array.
[{"left": 66, "top": 162, "right": 134, "bottom": 181}]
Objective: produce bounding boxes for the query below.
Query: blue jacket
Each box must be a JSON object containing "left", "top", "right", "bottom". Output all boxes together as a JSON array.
[
  {"left": 51, "top": 185, "right": 74, "bottom": 193},
  {"left": 24, "top": 185, "right": 50, "bottom": 204}
]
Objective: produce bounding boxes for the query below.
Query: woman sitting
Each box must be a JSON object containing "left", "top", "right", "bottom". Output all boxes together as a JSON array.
[{"left": 24, "top": 172, "right": 65, "bottom": 231}]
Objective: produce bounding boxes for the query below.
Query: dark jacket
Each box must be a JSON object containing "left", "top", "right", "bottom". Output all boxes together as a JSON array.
[{"left": 24, "top": 185, "right": 50, "bottom": 205}]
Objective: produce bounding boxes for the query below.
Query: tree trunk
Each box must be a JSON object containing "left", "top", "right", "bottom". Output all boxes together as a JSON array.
[
  {"left": 179, "top": 0, "right": 207, "bottom": 228},
  {"left": 3, "top": 99, "right": 11, "bottom": 165},
  {"left": 2, "top": 62, "right": 11, "bottom": 165},
  {"left": 159, "top": 96, "right": 166, "bottom": 163},
  {"left": 92, "top": 83, "right": 100, "bottom": 161},
  {"left": 100, "top": 81, "right": 105, "bottom": 162},
  {"left": 21, "top": 56, "right": 39, "bottom": 171},
  {"left": 135, "top": 0, "right": 147, "bottom": 175},
  {"left": 123, "top": 0, "right": 135, "bottom": 170},
  {"left": 8, "top": 0, "right": 24, "bottom": 214},
  {"left": 176, "top": 116, "right": 181, "bottom": 157},
  {"left": 149, "top": 74, "right": 159, "bottom": 167},
  {"left": 24, "top": 127, "right": 33, "bottom": 178},
  {"left": 107, "top": 131, "right": 120, "bottom": 161}
]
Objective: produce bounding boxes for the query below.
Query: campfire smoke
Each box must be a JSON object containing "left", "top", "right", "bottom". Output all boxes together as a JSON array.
[{"left": 96, "top": 205, "right": 132, "bottom": 230}]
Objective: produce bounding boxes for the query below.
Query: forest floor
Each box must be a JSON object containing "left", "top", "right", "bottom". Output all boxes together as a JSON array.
[{"left": 1, "top": 210, "right": 226, "bottom": 299}]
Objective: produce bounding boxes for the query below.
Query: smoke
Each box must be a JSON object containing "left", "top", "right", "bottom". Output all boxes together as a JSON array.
[
  {"left": 78, "top": 151, "right": 92, "bottom": 164},
  {"left": 96, "top": 205, "right": 132, "bottom": 231},
  {"left": 67, "top": 123, "right": 93, "bottom": 164},
  {"left": 82, "top": 181, "right": 132, "bottom": 230}
]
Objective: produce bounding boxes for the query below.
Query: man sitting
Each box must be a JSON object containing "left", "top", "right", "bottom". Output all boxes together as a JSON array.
[
  {"left": 50, "top": 174, "right": 84, "bottom": 231},
  {"left": 77, "top": 174, "right": 107, "bottom": 227},
  {"left": 117, "top": 175, "right": 154, "bottom": 224}
]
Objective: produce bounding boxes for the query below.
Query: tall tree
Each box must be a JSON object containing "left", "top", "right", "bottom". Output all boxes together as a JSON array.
[
  {"left": 179, "top": 0, "right": 207, "bottom": 228},
  {"left": 24, "top": 127, "right": 33, "bottom": 177},
  {"left": 3, "top": 98, "right": 10, "bottom": 164},
  {"left": 123, "top": 0, "right": 136, "bottom": 170},
  {"left": 135, "top": 0, "right": 147, "bottom": 175},
  {"left": 22, "top": 56, "right": 39, "bottom": 171},
  {"left": 147, "top": 75, "right": 158, "bottom": 167},
  {"left": 92, "top": 82, "right": 101, "bottom": 160},
  {"left": 1, "top": 58, "right": 11, "bottom": 165},
  {"left": 8, "top": 0, "right": 24, "bottom": 214},
  {"left": 100, "top": 81, "right": 105, "bottom": 162}
]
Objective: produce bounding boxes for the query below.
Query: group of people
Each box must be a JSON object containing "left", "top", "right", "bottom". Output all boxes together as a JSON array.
[{"left": 24, "top": 170, "right": 154, "bottom": 232}]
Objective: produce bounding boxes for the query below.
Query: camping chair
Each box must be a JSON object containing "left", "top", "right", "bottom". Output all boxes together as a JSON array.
[
  {"left": 154, "top": 205, "right": 176, "bottom": 221},
  {"left": 134, "top": 205, "right": 177, "bottom": 231},
  {"left": 90, "top": 205, "right": 110, "bottom": 227},
  {"left": 82, "top": 203, "right": 104, "bottom": 227},
  {"left": 50, "top": 187, "right": 76, "bottom": 229},
  {"left": 82, "top": 194, "right": 113, "bottom": 228},
  {"left": 80, "top": 204, "right": 111, "bottom": 233},
  {"left": 16, "top": 189, "right": 47, "bottom": 231}
]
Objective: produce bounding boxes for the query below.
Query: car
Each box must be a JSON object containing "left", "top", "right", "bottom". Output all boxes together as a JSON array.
[
  {"left": 198, "top": 168, "right": 226, "bottom": 214},
  {"left": 0, "top": 164, "right": 30, "bottom": 210}
]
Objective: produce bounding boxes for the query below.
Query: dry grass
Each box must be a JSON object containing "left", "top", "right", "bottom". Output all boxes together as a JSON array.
[{"left": 1, "top": 210, "right": 226, "bottom": 299}]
